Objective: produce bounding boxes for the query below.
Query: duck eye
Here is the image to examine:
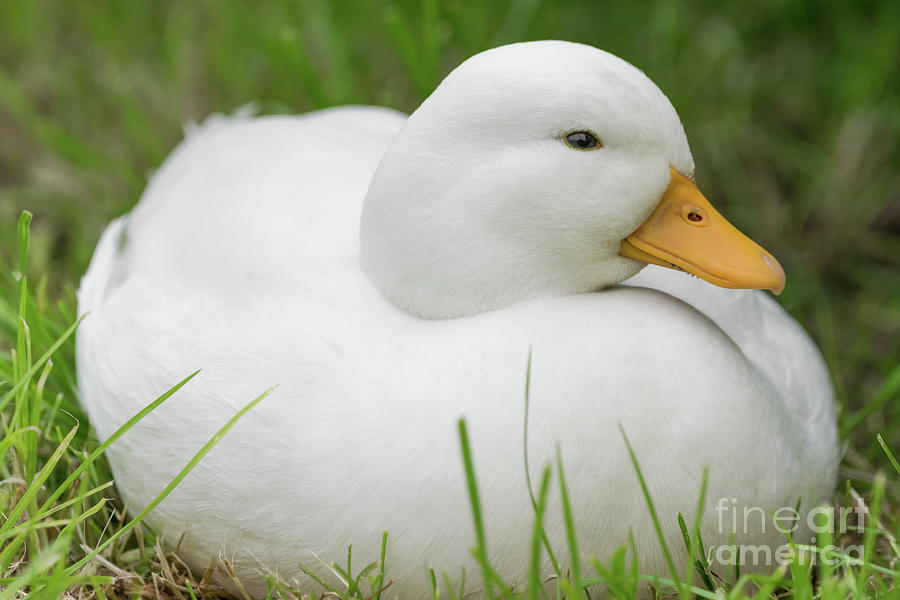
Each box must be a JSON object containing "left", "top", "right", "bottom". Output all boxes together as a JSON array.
[{"left": 564, "top": 131, "right": 601, "bottom": 150}]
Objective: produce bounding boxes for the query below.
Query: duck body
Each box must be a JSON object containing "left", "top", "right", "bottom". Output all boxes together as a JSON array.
[{"left": 77, "top": 42, "right": 838, "bottom": 597}]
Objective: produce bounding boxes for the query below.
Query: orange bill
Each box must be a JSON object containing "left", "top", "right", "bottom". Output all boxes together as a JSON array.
[{"left": 620, "top": 168, "right": 786, "bottom": 294}]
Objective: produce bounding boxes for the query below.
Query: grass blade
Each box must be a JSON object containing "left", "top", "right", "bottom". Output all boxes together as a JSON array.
[
  {"left": 0, "top": 315, "right": 84, "bottom": 414},
  {"left": 877, "top": 434, "right": 900, "bottom": 476},
  {"left": 37, "top": 369, "right": 201, "bottom": 514},
  {"left": 457, "top": 418, "right": 495, "bottom": 599},
  {"left": 527, "top": 466, "right": 551, "bottom": 600},
  {"left": 522, "top": 350, "right": 560, "bottom": 576},
  {"left": 67, "top": 384, "right": 275, "bottom": 573},
  {"left": 0, "top": 425, "right": 78, "bottom": 538},
  {"left": 840, "top": 363, "right": 900, "bottom": 438},
  {"left": 554, "top": 446, "right": 581, "bottom": 591},
  {"left": 618, "top": 424, "right": 687, "bottom": 600}
]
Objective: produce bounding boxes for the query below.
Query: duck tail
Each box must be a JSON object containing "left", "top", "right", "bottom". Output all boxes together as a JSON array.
[{"left": 77, "top": 216, "right": 129, "bottom": 317}]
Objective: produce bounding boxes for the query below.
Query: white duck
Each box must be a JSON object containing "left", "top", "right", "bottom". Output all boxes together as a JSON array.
[{"left": 77, "top": 41, "right": 838, "bottom": 597}]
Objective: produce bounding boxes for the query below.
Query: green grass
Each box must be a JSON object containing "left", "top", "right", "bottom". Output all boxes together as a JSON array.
[{"left": 1, "top": 0, "right": 898, "bottom": 597}]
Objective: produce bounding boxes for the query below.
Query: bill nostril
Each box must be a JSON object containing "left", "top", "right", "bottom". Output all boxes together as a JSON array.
[{"left": 681, "top": 205, "right": 708, "bottom": 225}]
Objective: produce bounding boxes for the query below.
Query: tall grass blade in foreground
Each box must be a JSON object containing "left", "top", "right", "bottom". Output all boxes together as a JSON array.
[
  {"left": 522, "top": 350, "right": 561, "bottom": 579},
  {"left": 68, "top": 385, "right": 277, "bottom": 574},
  {"left": 458, "top": 418, "right": 502, "bottom": 598},
  {"left": 618, "top": 424, "right": 687, "bottom": 599}
]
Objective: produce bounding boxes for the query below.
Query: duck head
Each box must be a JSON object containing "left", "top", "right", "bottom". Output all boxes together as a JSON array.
[{"left": 360, "top": 41, "right": 785, "bottom": 319}]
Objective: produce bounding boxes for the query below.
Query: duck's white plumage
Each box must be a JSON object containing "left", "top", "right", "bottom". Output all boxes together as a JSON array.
[{"left": 77, "top": 41, "right": 838, "bottom": 597}]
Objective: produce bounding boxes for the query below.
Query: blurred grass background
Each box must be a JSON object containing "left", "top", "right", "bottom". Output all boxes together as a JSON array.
[{"left": 0, "top": 0, "right": 898, "bottom": 471}]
